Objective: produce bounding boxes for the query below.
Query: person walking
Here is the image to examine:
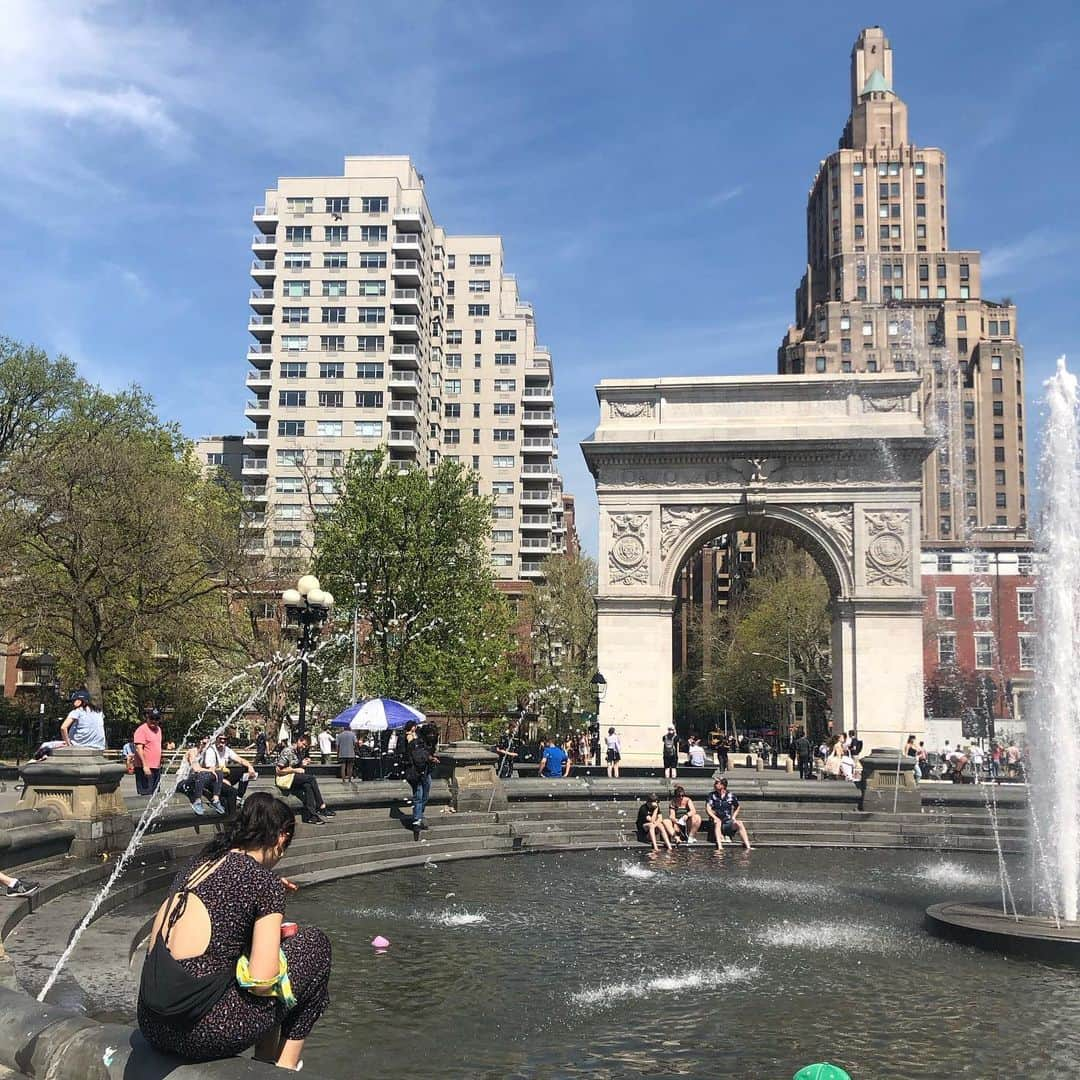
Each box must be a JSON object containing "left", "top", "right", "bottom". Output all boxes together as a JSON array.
[
  {"left": 604, "top": 727, "right": 622, "bottom": 778},
  {"left": 662, "top": 727, "right": 679, "bottom": 779},
  {"left": 133, "top": 708, "right": 165, "bottom": 796},
  {"left": 706, "top": 778, "right": 752, "bottom": 851},
  {"left": 336, "top": 725, "right": 357, "bottom": 782},
  {"left": 538, "top": 737, "right": 570, "bottom": 778},
  {"left": 60, "top": 690, "right": 106, "bottom": 750},
  {"left": 316, "top": 726, "right": 333, "bottom": 766},
  {"left": 794, "top": 728, "right": 813, "bottom": 780},
  {"left": 137, "top": 793, "right": 331, "bottom": 1070},
  {"left": 254, "top": 729, "right": 268, "bottom": 766}
]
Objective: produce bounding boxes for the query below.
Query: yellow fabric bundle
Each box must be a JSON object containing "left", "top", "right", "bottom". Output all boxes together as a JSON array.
[{"left": 235, "top": 948, "right": 296, "bottom": 1007}]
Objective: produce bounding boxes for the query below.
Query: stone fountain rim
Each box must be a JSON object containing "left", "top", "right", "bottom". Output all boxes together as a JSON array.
[{"left": 926, "top": 900, "right": 1080, "bottom": 961}]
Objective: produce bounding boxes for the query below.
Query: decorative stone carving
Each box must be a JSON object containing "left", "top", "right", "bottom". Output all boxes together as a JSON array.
[
  {"left": 609, "top": 512, "right": 649, "bottom": 585},
  {"left": 860, "top": 394, "right": 908, "bottom": 413},
  {"left": 864, "top": 510, "right": 911, "bottom": 587},
  {"left": 800, "top": 504, "right": 854, "bottom": 557},
  {"left": 609, "top": 400, "right": 655, "bottom": 419},
  {"left": 659, "top": 505, "right": 711, "bottom": 558}
]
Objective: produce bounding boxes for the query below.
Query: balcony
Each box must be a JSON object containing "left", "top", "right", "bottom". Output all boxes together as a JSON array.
[
  {"left": 247, "top": 369, "right": 272, "bottom": 386},
  {"left": 243, "top": 542, "right": 267, "bottom": 556},
  {"left": 520, "top": 513, "right": 550, "bottom": 529},
  {"left": 251, "top": 233, "right": 277, "bottom": 252},
  {"left": 389, "top": 370, "right": 421, "bottom": 392},
  {"left": 520, "top": 562, "right": 545, "bottom": 579},
  {"left": 244, "top": 399, "right": 271, "bottom": 418},
  {"left": 523, "top": 385, "right": 553, "bottom": 402},
  {"left": 391, "top": 289, "right": 422, "bottom": 313},
  {"left": 521, "top": 436, "right": 552, "bottom": 453},
  {"left": 244, "top": 429, "right": 270, "bottom": 447},
  {"left": 391, "top": 259, "right": 422, "bottom": 285},
  {"left": 248, "top": 344, "right": 273, "bottom": 368},
  {"left": 521, "top": 461, "right": 557, "bottom": 478},
  {"left": 390, "top": 344, "right": 420, "bottom": 368},
  {"left": 392, "top": 206, "right": 423, "bottom": 232},
  {"left": 250, "top": 259, "right": 277, "bottom": 284},
  {"left": 522, "top": 409, "right": 554, "bottom": 427},
  {"left": 253, "top": 204, "right": 278, "bottom": 228},
  {"left": 242, "top": 457, "right": 268, "bottom": 475},
  {"left": 387, "top": 398, "right": 419, "bottom": 419},
  {"left": 520, "top": 490, "right": 552, "bottom": 506},
  {"left": 250, "top": 287, "right": 275, "bottom": 311},
  {"left": 242, "top": 514, "right": 267, "bottom": 529},
  {"left": 248, "top": 313, "right": 274, "bottom": 337},
  {"left": 392, "top": 233, "right": 423, "bottom": 256},
  {"left": 242, "top": 484, "right": 268, "bottom": 501},
  {"left": 520, "top": 538, "right": 551, "bottom": 553},
  {"left": 388, "top": 428, "right": 420, "bottom": 448}
]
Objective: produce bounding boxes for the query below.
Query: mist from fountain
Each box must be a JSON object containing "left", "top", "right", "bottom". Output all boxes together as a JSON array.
[{"left": 1030, "top": 356, "right": 1080, "bottom": 923}]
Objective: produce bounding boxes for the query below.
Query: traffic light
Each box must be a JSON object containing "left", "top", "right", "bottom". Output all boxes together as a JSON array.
[{"left": 771, "top": 679, "right": 782, "bottom": 698}]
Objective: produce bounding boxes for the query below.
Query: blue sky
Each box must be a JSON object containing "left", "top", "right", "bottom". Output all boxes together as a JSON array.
[{"left": 2, "top": 1, "right": 1078, "bottom": 558}]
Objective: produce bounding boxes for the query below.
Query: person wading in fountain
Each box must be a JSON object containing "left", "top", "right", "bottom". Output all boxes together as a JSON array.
[
  {"left": 636, "top": 794, "right": 676, "bottom": 851},
  {"left": 706, "top": 778, "right": 752, "bottom": 851},
  {"left": 138, "top": 793, "right": 331, "bottom": 1070}
]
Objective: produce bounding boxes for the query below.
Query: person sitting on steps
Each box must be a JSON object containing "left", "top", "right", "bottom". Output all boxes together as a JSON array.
[
  {"left": 137, "top": 793, "right": 331, "bottom": 1070},
  {"left": 668, "top": 785, "right": 702, "bottom": 844},
  {"left": 276, "top": 735, "right": 336, "bottom": 825},
  {"left": 636, "top": 795, "right": 677, "bottom": 852}
]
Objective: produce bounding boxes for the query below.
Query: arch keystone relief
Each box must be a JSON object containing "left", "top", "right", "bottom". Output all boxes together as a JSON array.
[{"left": 583, "top": 373, "right": 936, "bottom": 764}]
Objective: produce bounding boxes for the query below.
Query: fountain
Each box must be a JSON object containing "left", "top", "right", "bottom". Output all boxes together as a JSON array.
[{"left": 927, "top": 356, "right": 1080, "bottom": 959}]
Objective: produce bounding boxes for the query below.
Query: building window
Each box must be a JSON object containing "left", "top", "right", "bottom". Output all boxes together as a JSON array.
[
  {"left": 280, "top": 362, "right": 307, "bottom": 379},
  {"left": 446, "top": 379, "right": 461, "bottom": 395},
  {"left": 278, "top": 420, "right": 305, "bottom": 437},
  {"left": 281, "top": 336, "right": 308, "bottom": 352},
  {"left": 284, "top": 280, "right": 310, "bottom": 297},
  {"left": 936, "top": 553, "right": 953, "bottom": 573},
  {"left": 493, "top": 455, "right": 515, "bottom": 468},
  {"left": 316, "top": 420, "right": 342, "bottom": 437},
  {"left": 359, "top": 253, "right": 387, "bottom": 269},
  {"left": 494, "top": 353, "right": 517, "bottom": 366},
  {"left": 325, "top": 197, "right": 349, "bottom": 214},
  {"left": 468, "top": 279, "right": 491, "bottom": 292},
  {"left": 358, "top": 307, "right": 385, "bottom": 324},
  {"left": 973, "top": 589, "right": 991, "bottom": 620},
  {"left": 355, "top": 421, "right": 383, "bottom": 438},
  {"left": 469, "top": 254, "right": 492, "bottom": 267},
  {"left": 494, "top": 378, "right": 517, "bottom": 392},
  {"left": 316, "top": 450, "right": 343, "bottom": 468},
  {"left": 939, "top": 516, "right": 952, "bottom": 536},
  {"left": 360, "top": 196, "right": 388, "bottom": 213},
  {"left": 815, "top": 356, "right": 827, "bottom": 373},
  {"left": 322, "top": 307, "right": 346, "bottom": 324},
  {"left": 355, "top": 391, "right": 384, "bottom": 408},
  {"left": 492, "top": 481, "right": 514, "bottom": 495},
  {"left": 274, "top": 530, "right": 302, "bottom": 549},
  {"left": 491, "top": 530, "right": 513, "bottom": 544},
  {"left": 936, "top": 589, "right": 955, "bottom": 618},
  {"left": 937, "top": 633, "right": 957, "bottom": 666},
  {"left": 1019, "top": 634, "right": 1035, "bottom": 671},
  {"left": 493, "top": 403, "right": 516, "bottom": 416},
  {"left": 285, "top": 226, "right": 311, "bottom": 243},
  {"left": 360, "top": 225, "right": 388, "bottom": 242},
  {"left": 468, "top": 304, "right": 490, "bottom": 317},
  {"left": 324, "top": 225, "right": 348, "bottom": 244},
  {"left": 282, "top": 307, "right": 310, "bottom": 324},
  {"left": 974, "top": 634, "right": 994, "bottom": 669},
  {"left": 277, "top": 448, "right": 303, "bottom": 466},
  {"left": 493, "top": 429, "right": 516, "bottom": 442},
  {"left": 357, "top": 336, "right": 385, "bottom": 353},
  {"left": 993, "top": 424, "right": 1004, "bottom": 440},
  {"left": 972, "top": 553, "right": 989, "bottom": 574},
  {"left": 318, "top": 390, "right": 343, "bottom": 408},
  {"left": 286, "top": 197, "right": 313, "bottom": 213},
  {"left": 356, "top": 361, "right": 384, "bottom": 379},
  {"left": 320, "top": 335, "right": 346, "bottom": 352},
  {"left": 1018, "top": 553, "right": 1033, "bottom": 575},
  {"left": 1017, "top": 589, "right": 1035, "bottom": 621},
  {"left": 319, "top": 362, "right": 345, "bottom": 379}
]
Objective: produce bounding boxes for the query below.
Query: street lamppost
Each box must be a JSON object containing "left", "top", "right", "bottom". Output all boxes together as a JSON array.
[
  {"left": 590, "top": 671, "right": 607, "bottom": 767},
  {"left": 34, "top": 651, "right": 58, "bottom": 753},
  {"left": 281, "top": 574, "right": 334, "bottom": 741}
]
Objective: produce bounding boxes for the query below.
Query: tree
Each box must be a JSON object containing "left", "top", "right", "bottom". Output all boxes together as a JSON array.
[
  {"left": 522, "top": 553, "right": 598, "bottom": 731},
  {"left": 314, "top": 450, "right": 503, "bottom": 705},
  {"left": 0, "top": 376, "right": 238, "bottom": 706},
  {"left": 0, "top": 337, "right": 84, "bottom": 464}
]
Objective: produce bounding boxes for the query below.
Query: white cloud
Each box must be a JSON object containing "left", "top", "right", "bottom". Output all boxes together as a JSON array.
[{"left": 982, "top": 228, "right": 1076, "bottom": 282}]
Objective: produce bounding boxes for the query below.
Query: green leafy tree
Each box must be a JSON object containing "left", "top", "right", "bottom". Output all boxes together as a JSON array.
[
  {"left": 314, "top": 450, "right": 503, "bottom": 705},
  {"left": 0, "top": 370, "right": 239, "bottom": 708},
  {"left": 522, "top": 553, "right": 598, "bottom": 731},
  {"left": 0, "top": 337, "right": 84, "bottom": 464}
]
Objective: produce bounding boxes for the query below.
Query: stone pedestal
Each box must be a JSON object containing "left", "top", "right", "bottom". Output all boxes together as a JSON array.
[
  {"left": 17, "top": 747, "right": 132, "bottom": 857},
  {"left": 437, "top": 741, "right": 507, "bottom": 813},
  {"left": 858, "top": 746, "right": 921, "bottom": 813}
]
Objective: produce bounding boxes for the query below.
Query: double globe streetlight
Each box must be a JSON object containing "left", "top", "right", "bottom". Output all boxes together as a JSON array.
[{"left": 282, "top": 574, "right": 334, "bottom": 740}]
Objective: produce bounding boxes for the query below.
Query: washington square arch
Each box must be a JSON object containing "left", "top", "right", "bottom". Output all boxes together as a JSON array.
[{"left": 581, "top": 372, "right": 937, "bottom": 766}]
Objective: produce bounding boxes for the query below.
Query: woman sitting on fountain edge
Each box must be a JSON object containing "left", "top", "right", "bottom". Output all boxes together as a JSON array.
[{"left": 137, "top": 792, "right": 332, "bottom": 1071}]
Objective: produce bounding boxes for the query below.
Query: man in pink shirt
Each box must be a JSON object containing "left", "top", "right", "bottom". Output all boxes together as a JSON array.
[{"left": 133, "top": 708, "right": 164, "bottom": 796}]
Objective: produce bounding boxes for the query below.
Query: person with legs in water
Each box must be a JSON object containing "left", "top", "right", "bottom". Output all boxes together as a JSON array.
[
  {"left": 636, "top": 794, "right": 676, "bottom": 852},
  {"left": 668, "top": 784, "right": 701, "bottom": 844},
  {"left": 705, "top": 777, "right": 752, "bottom": 852},
  {"left": 138, "top": 792, "right": 331, "bottom": 1070}
]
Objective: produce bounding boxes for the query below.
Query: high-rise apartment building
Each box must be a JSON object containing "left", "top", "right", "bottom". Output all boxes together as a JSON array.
[
  {"left": 243, "top": 156, "right": 565, "bottom": 586},
  {"left": 778, "top": 27, "right": 1029, "bottom": 547}
]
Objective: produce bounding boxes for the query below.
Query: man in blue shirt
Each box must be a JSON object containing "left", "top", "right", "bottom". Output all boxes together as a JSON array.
[
  {"left": 538, "top": 738, "right": 570, "bottom": 778},
  {"left": 705, "top": 778, "right": 752, "bottom": 851}
]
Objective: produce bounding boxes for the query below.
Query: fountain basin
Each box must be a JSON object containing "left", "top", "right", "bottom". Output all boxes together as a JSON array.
[{"left": 926, "top": 901, "right": 1080, "bottom": 963}]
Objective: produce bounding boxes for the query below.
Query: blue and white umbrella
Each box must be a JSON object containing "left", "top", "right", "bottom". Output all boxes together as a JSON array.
[{"left": 329, "top": 698, "right": 426, "bottom": 732}]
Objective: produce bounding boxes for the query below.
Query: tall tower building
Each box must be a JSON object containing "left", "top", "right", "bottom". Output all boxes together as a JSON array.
[
  {"left": 778, "top": 27, "right": 1029, "bottom": 547},
  {"left": 243, "top": 156, "right": 565, "bottom": 588}
]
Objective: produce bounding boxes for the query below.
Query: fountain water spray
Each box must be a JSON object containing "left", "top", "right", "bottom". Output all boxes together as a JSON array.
[{"left": 1031, "top": 356, "right": 1080, "bottom": 922}]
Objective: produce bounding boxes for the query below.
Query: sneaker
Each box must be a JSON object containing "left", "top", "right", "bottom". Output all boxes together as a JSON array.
[
  {"left": 5, "top": 879, "right": 39, "bottom": 897},
  {"left": 303, "top": 815, "right": 325, "bottom": 825},
  {"left": 320, "top": 808, "right": 337, "bottom": 817},
  {"left": 687, "top": 837, "right": 698, "bottom": 845},
  {"left": 211, "top": 800, "right": 227, "bottom": 816},
  {"left": 192, "top": 801, "right": 206, "bottom": 816}
]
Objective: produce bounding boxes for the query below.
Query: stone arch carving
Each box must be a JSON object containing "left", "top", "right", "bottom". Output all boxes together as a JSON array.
[{"left": 659, "top": 503, "right": 856, "bottom": 599}]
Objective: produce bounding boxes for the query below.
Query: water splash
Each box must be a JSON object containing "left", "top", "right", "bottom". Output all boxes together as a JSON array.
[
  {"left": 756, "top": 920, "right": 886, "bottom": 951},
  {"left": 731, "top": 877, "right": 836, "bottom": 902},
  {"left": 570, "top": 965, "right": 758, "bottom": 1009},
  {"left": 1031, "top": 356, "right": 1080, "bottom": 922},
  {"left": 919, "top": 862, "right": 1000, "bottom": 889},
  {"left": 432, "top": 911, "right": 488, "bottom": 927},
  {"left": 618, "top": 861, "right": 658, "bottom": 881}
]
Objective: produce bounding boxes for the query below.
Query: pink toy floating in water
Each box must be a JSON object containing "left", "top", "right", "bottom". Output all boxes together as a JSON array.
[{"left": 371, "top": 935, "right": 390, "bottom": 949}]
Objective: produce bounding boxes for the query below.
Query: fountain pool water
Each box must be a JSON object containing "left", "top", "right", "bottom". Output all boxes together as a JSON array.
[{"left": 273, "top": 848, "right": 1072, "bottom": 1079}]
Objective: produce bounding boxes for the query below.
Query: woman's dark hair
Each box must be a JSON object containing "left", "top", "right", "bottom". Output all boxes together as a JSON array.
[
  {"left": 402, "top": 720, "right": 417, "bottom": 733},
  {"left": 205, "top": 792, "right": 294, "bottom": 857},
  {"left": 672, "top": 785, "right": 686, "bottom": 798}
]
